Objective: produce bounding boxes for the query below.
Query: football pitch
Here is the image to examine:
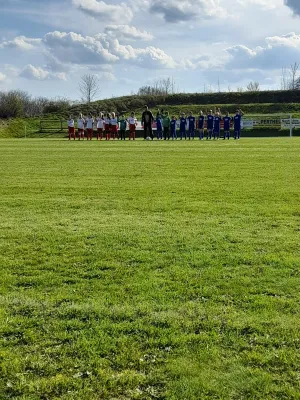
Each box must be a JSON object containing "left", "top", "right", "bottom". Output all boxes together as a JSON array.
[{"left": 0, "top": 138, "right": 300, "bottom": 399}]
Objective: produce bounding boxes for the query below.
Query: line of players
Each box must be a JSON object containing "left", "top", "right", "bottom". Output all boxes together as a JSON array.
[
  {"left": 67, "top": 112, "right": 138, "bottom": 141},
  {"left": 67, "top": 108, "right": 244, "bottom": 141},
  {"left": 157, "top": 108, "right": 244, "bottom": 141}
]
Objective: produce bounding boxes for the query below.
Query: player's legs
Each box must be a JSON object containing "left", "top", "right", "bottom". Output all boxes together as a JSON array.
[
  {"left": 112, "top": 126, "right": 116, "bottom": 140},
  {"left": 69, "top": 127, "right": 75, "bottom": 140},
  {"left": 149, "top": 128, "right": 154, "bottom": 140},
  {"left": 106, "top": 126, "right": 110, "bottom": 140},
  {"left": 130, "top": 126, "right": 136, "bottom": 140}
]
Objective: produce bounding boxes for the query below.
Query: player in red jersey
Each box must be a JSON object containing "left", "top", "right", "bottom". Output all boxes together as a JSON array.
[
  {"left": 77, "top": 114, "right": 85, "bottom": 140},
  {"left": 128, "top": 112, "right": 137, "bottom": 140},
  {"left": 96, "top": 113, "right": 104, "bottom": 140},
  {"left": 67, "top": 115, "right": 75, "bottom": 140},
  {"left": 86, "top": 114, "right": 94, "bottom": 140},
  {"left": 110, "top": 112, "right": 118, "bottom": 140},
  {"left": 104, "top": 113, "right": 111, "bottom": 140}
]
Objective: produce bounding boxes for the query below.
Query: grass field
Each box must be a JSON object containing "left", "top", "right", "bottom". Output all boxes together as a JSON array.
[{"left": 0, "top": 138, "right": 300, "bottom": 399}]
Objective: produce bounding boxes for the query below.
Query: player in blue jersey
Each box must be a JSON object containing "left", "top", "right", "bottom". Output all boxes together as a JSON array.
[
  {"left": 187, "top": 112, "right": 196, "bottom": 140},
  {"left": 223, "top": 112, "right": 232, "bottom": 140},
  {"left": 213, "top": 109, "right": 222, "bottom": 140},
  {"left": 197, "top": 111, "right": 205, "bottom": 140},
  {"left": 179, "top": 113, "right": 187, "bottom": 140},
  {"left": 156, "top": 111, "right": 163, "bottom": 140},
  {"left": 233, "top": 109, "right": 244, "bottom": 140},
  {"left": 206, "top": 110, "right": 214, "bottom": 140},
  {"left": 170, "top": 116, "right": 177, "bottom": 140}
]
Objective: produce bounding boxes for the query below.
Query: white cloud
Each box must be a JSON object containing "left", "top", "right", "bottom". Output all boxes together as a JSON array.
[
  {"left": 20, "top": 64, "right": 66, "bottom": 80},
  {"left": 95, "top": 34, "right": 176, "bottom": 68},
  {"left": 226, "top": 32, "right": 300, "bottom": 70},
  {"left": 104, "top": 25, "right": 154, "bottom": 42},
  {"left": 0, "top": 30, "right": 175, "bottom": 71},
  {"left": 149, "top": 0, "right": 224, "bottom": 23},
  {"left": 72, "top": 0, "right": 133, "bottom": 23},
  {"left": 43, "top": 31, "right": 119, "bottom": 65},
  {"left": 0, "top": 35, "right": 41, "bottom": 50},
  {"left": 0, "top": 72, "right": 6, "bottom": 82},
  {"left": 134, "top": 46, "right": 176, "bottom": 68},
  {"left": 180, "top": 53, "right": 228, "bottom": 70}
]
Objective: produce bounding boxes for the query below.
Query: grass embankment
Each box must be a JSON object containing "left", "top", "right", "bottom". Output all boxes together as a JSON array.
[{"left": 0, "top": 139, "right": 299, "bottom": 399}]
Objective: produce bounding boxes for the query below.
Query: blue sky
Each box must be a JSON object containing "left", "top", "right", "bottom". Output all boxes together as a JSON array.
[{"left": 0, "top": 0, "right": 300, "bottom": 100}]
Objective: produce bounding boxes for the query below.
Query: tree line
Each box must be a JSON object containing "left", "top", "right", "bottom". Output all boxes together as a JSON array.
[{"left": 0, "top": 91, "right": 72, "bottom": 118}]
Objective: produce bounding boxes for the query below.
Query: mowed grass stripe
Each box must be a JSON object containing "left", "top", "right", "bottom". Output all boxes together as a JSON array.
[{"left": 0, "top": 138, "right": 299, "bottom": 399}]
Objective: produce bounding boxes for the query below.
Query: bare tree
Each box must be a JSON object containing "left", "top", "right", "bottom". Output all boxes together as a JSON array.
[
  {"left": 281, "top": 63, "right": 300, "bottom": 90},
  {"left": 246, "top": 81, "right": 260, "bottom": 92},
  {"left": 227, "top": 86, "right": 232, "bottom": 93},
  {"left": 79, "top": 74, "right": 100, "bottom": 104},
  {"left": 289, "top": 62, "right": 299, "bottom": 90},
  {"left": 236, "top": 86, "right": 244, "bottom": 93},
  {"left": 137, "top": 77, "right": 177, "bottom": 96},
  {"left": 281, "top": 67, "right": 289, "bottom": 90}
]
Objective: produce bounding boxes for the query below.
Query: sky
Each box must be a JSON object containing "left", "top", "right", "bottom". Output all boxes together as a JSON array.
[{"left": 0, "top": 0, "right": 300, "bottom": 100}]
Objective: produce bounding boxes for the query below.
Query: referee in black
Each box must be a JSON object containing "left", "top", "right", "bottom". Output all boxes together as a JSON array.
[{"left": 141, "top": 105, "right": 154, "bottom": 140}]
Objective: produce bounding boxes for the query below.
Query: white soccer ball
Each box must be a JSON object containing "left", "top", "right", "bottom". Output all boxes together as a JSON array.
[{"left": 146, "top": 136, "right": 151, "bottom": 141}]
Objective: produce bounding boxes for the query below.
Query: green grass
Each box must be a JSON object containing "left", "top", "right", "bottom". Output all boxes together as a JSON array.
[{"left": 0, "top": 138, "right": 300, "bottom": 399}]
